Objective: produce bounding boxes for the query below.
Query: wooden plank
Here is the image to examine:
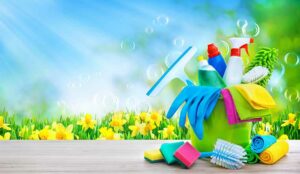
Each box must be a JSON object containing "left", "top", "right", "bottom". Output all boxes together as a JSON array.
[{"left": 0, "top": 140, "right": 299, "bottom": 174}]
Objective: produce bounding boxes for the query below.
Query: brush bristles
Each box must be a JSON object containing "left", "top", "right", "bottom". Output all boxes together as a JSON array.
[
  {"left": 242, "top": 66, "right": 269, "bottom": 84},
  {"left": 210, "top": 139, "right": 247, "bottom": 169}
]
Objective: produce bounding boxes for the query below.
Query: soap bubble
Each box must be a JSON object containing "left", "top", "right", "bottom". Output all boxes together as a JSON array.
[
  {"left": 68, "top": 81, "right": 82, "bottom": 89},
  {"left": 136, "top": 101, "right": 152, "bottom": 112},
  {"left": 274, "top": 62, "right": 286, "bottom": 78},
  {"left": 236, "top": 19, "right": 248, "bottom": 35},
  {"left": 172, "top": 37, "right": 185, "bottom": 48},
  {"left": 125, "top": 96, "right": 139, "bottom": 112},
  {"left": 165, "top": 51, "right": 182, "bottom": 67},
  {"left": 103, "top": 94, "right": 119, "bottom": 110},
  {"left": 78, "top": 74, "right": 91, "bottom": 83},
  {"left": 268, "top": 63, "right": 285, "bottom": 90},
  {"left": 153, "top": 15, "right": 169, "bottom": 26},
  {"left": 215, "top": 40, "right": 230, "bottom": 57},
  {"left": 268, "top": 85, "right": 284, "bottom": 94},
  {"left": 284, "top": 52, "right": 299, "bottom": 67},
  {"left": 146, "top": 64, "right": 164, "bottom": 82},
  {"left": 236, "top": 19, "right": 260, "bottom": 37},
  {"left": 95, "top": 71, "right": 102, "bottom": 78},
  {"left": 242, "top": 22, "right": 260, "bottom": 37},
  {"left": 145, "top": 26, "right": 154, "bottom": 34},
  {"left": 56, "top": 100, "right": 66, "bottom": 107},
  {"left": 126, "top": 83, "right": 135, "bottom": 90},
  {"left": 236, "top": 19, "right": 248, "bottom": 30},
  {"left": 284, "top": 88, "right": 300, "bottom": 102},
  {"left": 94, "top": 93, "right": 119, "bottom": 111},
  {"left": 120, "top": 40, "right": 136, "bottom": 51}
]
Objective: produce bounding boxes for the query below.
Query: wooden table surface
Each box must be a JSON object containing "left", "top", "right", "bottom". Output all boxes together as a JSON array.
[{"left": 0, "top": 140, "right": 299, "bottom": 174}]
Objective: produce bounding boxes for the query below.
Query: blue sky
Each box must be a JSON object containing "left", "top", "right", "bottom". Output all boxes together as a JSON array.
[{"left": 0, "top": 0, "right": 257, "bottom": 117}]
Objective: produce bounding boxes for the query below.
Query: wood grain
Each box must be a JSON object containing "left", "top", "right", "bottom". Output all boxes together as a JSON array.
[{"left": 0, "top": 140, "right": 299, "bottom": 174}]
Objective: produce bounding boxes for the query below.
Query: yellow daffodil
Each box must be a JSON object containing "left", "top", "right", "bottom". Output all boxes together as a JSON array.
[
  {"left": 129, "top": 122, "right": 147, "bottom": 137},
  {"left": 39, "top": 126, "right": 54, "bottom": 140},
  {"left": 52, "top": 122, "right": 58, "bottom": 129},
  {"left": 145, "top": 120, "right": 156, "bottom": 132},
  {"left": 29, "top": 130, "right": 40, "bottom": 140},
  {"left": 19, "top": 126, "right": 29, "bottom": 138},
  {"left": 77, "top": 113, "right": 97, "bottom": 131},
  {"left": 0, "top": 116, "right": 11, "bottom": 131},
  {"left": 110, "top": 113, "right": 126, "bottom": 131},
  {"left": 281, "top": 113, "right": 296, "bottom": 127},
  {"left": 150, "top": 111, "right": 162, "bottom": 126},
  {"left": 161, "top": 125, "right": 177, "bottom": 139},
  {"left": 139, "top": 112, "right": 150, "bottom": 122},
  {"left": 279, "top": 134, "right": 289, "bottom": 140},
  {"left": 257, "top": 122, "right": 273, "bottom": 135},
  {"left": 53, "top": 124, "right": 74, "bottom": 140},
  {"left": 98, "top": 127, "right": 121, "bottom": 140},
  {"left": 0, "top": 132, "right": 11, "bottom": 140}
]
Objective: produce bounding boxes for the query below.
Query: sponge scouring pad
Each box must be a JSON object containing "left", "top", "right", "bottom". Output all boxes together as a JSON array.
[
  {"left": 174, "top": 142, "right": 200, "bottom": 168},
  {"left": 160, "top": 141, "right": 184, "bottom": 164},
  {"left": 144, "top": 149, "right": 164, "bottom": 163}
]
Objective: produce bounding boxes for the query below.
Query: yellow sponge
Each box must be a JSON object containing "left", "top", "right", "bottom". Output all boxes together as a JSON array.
[{"left": 144, "top": 149, "right": 164, "bottom": 163}]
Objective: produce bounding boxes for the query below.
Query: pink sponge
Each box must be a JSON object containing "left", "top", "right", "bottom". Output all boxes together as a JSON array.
[{"left": 174, "top": 142, "right": 200, "bottom": 168}]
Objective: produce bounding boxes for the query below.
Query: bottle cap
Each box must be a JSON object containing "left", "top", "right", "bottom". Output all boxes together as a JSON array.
[
  {"left": 197, "top": 55, "right": 205, "bottom": 61},
  {"left": 207, "top": 43, "right": 220, "bottom": 58}
]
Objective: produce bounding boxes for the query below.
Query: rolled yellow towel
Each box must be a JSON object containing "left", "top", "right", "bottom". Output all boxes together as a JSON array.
[{"left": 259, "top": 140, "right": 289, "bottom": 164}]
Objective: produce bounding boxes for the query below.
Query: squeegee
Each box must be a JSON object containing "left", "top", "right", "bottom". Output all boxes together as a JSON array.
[{"left": 146, "top": 46, "right": 197, "bottom": 96}]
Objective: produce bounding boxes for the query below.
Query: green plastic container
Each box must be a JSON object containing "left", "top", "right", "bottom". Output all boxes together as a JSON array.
[{"left": 190, "top": 99, "right": 252, "bottom": 152}]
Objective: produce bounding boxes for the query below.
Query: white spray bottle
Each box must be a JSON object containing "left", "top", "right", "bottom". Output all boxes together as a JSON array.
[{"left": 223, "top": 37, "right": 254, "bottom": 86}]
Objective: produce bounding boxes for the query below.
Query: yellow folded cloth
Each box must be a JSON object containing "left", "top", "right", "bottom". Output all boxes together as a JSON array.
[
  {"left": 259, "top": 140, "right": 289, "bottom": 164},
  {"left": 235, "top": 84, "right": 276, "bottom": 110}
]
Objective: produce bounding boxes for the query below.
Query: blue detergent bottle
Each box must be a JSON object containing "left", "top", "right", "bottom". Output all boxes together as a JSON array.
[{"left": 207, "top": 43, "right": 227, "bottom": 77}]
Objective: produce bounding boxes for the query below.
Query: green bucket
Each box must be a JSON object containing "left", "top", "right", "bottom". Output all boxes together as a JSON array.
[{"left": 190, "top": 99, "right": 252, "bottom": 152}]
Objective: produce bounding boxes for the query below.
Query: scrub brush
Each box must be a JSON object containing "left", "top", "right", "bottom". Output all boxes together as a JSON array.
[
  {"left": 242, "top": 66, "right": 269, "bottom": 84},
  {"left": 200, "top": 139, "right": 247, "bottom": 169},
  {"left": 244, "top": 47, "right": 278, "bottom": 87}
]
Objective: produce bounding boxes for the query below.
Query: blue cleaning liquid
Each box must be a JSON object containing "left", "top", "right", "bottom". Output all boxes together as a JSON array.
[
  {"left": 207, "top": 43, "right": 227, "bottom": 77},
  {"left": 208, "top": 54, "right": 227, "bottom": 77}
]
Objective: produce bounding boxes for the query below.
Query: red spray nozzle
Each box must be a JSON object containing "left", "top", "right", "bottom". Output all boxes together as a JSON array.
[{"left": 230, "top": 38, "right": 254, "bottom": 57}]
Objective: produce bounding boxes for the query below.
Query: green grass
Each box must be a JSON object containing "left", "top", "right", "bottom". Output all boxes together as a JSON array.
[{"left": 0, "top": 109, "right": 299, "bottom": 140}]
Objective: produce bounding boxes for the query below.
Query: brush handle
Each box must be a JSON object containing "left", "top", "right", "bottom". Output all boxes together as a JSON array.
[{"left": 199, "top": 152, "right": 213, "bottom": 158}]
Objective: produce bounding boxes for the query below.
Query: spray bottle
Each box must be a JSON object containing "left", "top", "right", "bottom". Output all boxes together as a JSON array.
[
  {"left": 223, "top": 38, "right": 254, "bottom": 86},
  {"left": 198, "top": 56, "right": 226, "bottom": 88},
  {"left": 207, "top": 43, "right": 227, "bottom": 77}
]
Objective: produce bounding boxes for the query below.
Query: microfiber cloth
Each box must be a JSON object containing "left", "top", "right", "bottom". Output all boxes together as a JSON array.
[
  {"left": 235, "top": 84, "right": 276, "bottom": 110},
  {"left": 221, "top": 89, "right": 262, "bottom": 124},
  {"left": 251, "top": 135, "right": 277, "bottom": 153},
  {"left": 228, "top": 87, "right": 271, "bottom": 120},
  {"left": 167, "top": 83, "right": 221, "bottom": 140},
  {"left": 245, "top": 145, "right": 260, "bottom": 164},
  {"left": 259, "top": 140, "right": 289, "bottom": 164}
]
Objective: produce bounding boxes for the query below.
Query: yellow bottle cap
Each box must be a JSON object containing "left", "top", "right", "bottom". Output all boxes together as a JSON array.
[{"left": 197, "top": 55, "right": 205, "bottom": 61}]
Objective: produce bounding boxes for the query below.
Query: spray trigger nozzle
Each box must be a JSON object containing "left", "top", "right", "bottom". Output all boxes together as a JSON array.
[{"left": 241, "top": 44, "right": 249, "bottom": 56}]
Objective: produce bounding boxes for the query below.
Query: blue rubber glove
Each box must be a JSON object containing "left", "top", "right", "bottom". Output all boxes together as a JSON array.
[
  {"left": 166, "top": 83, "right": 198, "bottom": 119},
  {"left": 167, "top": 84, "right": 221, "bottom": 140},
  {"left": 194, "top": 88, "right": 220, "bottom": 139},
  {"left": 167, "top": 83, "right": 211, "bottom": 127}
]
